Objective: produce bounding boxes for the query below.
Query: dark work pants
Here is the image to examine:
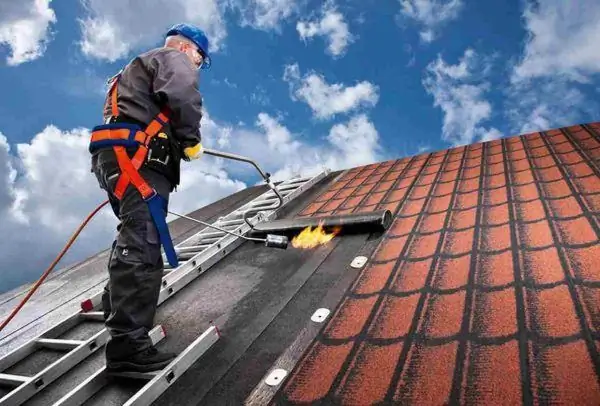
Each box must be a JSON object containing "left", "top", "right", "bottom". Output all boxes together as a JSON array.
[{"left": 92, "top": 148, "right": 172, "bottom": 360}]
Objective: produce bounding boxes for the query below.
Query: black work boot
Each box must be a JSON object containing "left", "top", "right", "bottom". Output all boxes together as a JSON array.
[{"left": 106, "top": 346, "right": 176, "bottom": 373}]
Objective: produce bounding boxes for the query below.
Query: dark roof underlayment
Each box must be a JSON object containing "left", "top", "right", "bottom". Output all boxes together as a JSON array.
[{"left": 1, "top": 122, "right": 600, "bottom": 405}]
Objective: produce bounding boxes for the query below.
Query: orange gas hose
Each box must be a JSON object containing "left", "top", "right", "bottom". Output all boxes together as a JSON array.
[{"left": 0, "top": 200, "right": 109, "bottom": 333}]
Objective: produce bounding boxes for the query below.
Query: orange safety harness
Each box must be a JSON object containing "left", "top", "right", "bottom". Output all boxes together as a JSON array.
[{"left": 89, "top": 74, "right": 179, "bottom": 268}]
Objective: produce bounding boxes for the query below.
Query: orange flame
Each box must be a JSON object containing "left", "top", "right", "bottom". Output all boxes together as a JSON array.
[{"left": 291, "top": 222, "right": 342, "bottom": 249}]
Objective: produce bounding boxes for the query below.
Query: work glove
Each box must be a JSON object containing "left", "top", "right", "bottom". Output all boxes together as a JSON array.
[{"left": 183, "top": 142, "right": 203, "bottom": 160}]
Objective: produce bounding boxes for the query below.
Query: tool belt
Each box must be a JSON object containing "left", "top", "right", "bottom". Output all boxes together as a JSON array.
[{"left": 89, "top": 74, "right": 179, "bottom": 268}]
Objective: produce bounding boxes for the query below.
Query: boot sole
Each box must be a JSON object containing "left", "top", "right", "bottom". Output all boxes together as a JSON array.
[{"left": 106, "top": 358, "right": 173, "bottom": 373}]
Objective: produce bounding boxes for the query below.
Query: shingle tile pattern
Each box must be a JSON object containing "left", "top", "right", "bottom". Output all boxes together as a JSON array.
[{"left": 281, "top": 123, "right": 600, "bottom": 405}]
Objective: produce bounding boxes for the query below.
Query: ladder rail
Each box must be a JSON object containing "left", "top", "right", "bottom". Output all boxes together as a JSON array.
[
  {"left": 122, "top": 325, "right": 220, "bottom": 406},
  {"left": 51, "top": 325, "right": 167, "bottom": 406},
  {"left": 0, "top": 327, "right": 109, "bottom": 405}
]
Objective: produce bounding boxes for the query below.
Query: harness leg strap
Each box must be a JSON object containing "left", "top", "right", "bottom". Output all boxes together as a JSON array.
[
  {"left": 113, "top": 146, "right": 179, "bottom": 268},
  {"left": 145, "top": 193, "right": 179, "bottom": 268}
]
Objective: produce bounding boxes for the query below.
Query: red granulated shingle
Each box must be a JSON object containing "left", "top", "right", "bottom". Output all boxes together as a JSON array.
[
  {"left": 482, "top": 203, "right": 509, "bottom": 226},
  {"left": 282, "top": 122, "right": 600, "bottom": 405},
  {"left": 388, "top": 215, "right": 419, "bottom": 237},
  {"left": 434, "top": 255, "right": 471, "bottom": 290},
  {"left": 461, "top": 341, "right": 522, "bottom": 405},
  {"left": 372, "top": 236, "right": 408, "bottom": 263},
  {"left": 367, "top": 295, "right": 419, "bottom": 340},
  {"left": 455, "top": 190, "right": 479, "bottom": 209},
  {"left": 407, "top": 233, "right": 441, "bottom": 260},
  {"left": 515, "top": 199, "right": 546, "bottom": 222},
  {"left": 527, "top": 285, "right": 580, "bottom": 337},
  {"left": 334, "top": 342, "right": 404, "bottom": 405},
  {"left": 513, "top": 168, "right": 535, "bottom": 185},
  {"left": 283, "top": 342, "right": 354, "bottom": 403},
  {"left": 583, "top": 193, "right": 600, "bottom": 212},
  {"left": 480, "top": 224, "right": 511, "bottom": 252},
  {"left": 449, "top": 207, "right": 477, "bottom": 230},
  {"left": 323, "top": 296, "right": 378, "bottom": 340},
  {"left": 393, "top": 342, "right": 459, "bottom": 404},
  {"left": 477, "top": 250, "right": 514, "bottom": 288},
  {"left": 443, "top": 228, "right": 475, "bottom": 256},
  {"left": 483, "top": 187, "right": 508, "bottom": 206},
  {"left": 554, "top": 216, "right": 597, "bottom": 245},
  {"left": 530, "top": 341, "right": 600, "bottom": 404},
  {"left": 518, "top": 220, "right": 554, "bottom": 249},
  {"left": 563, "top": 245, "right": 600, "bottom": 283},
  {"left": 417, "top": 211, "right": 446, "bottom": 234},
  {"left": 391, "top": 258, "right": 432, "bottom": 293},
  {"left": 565, "top": 161, "right": 594, "bottom": 178},
  {"left": 521, "top": 247, "right": 565, "bottom": 285},
  {"left": 419, "top": 292, "right": 465, "bottom": 339},
  {"left": 472, "top": 288, "right": 517, "bottom": 338},
  {"left": 547, "top": 196, "right": 583, "bottom": 218},
  {"left": 351, "top": 262, "right": 395, "bottom": 295},
  {"left": 573, "top": 174, "right": 600, "bottom": 194}
]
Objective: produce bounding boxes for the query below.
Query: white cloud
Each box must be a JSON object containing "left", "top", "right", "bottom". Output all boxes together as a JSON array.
[
  {"left": 397, "top": 0, "right": 463, "bottom": 43},
  {"left": 505, "top": 0, "right": 600, "bottom": 134},
  {"left": 215, "top": 112, "right": 384, "bottom": 182},
  {"left": 78, "top": 0, "right": 227, "bottom": 62},
  {"left": 422, "top": 48, "right": 501, "bottom": 146},
  {"left": 249, "top": 85, "right": 271, "bottom": 106},
  {"left": 0, "top": 121, "right": 245, "bottom": 294},
  {"left": 511, "top": 0, "right": 600, "bottom": 84},
  {"left": 0, "top": 0, "right": 57, "bottom": 65},
  {"left": 235, "top": 0, "right": 298, "bottom": 31},
  {"left": 296, "top": 1, "right": 354, "bottom": 57},
  {"left": 504, "top": 79, "right": 597, "bottom": 135},
  {"left": 327, "top": 114, "right": 380, "bottom": 168},
  {"left": 283, "top": 63, "right": 379, "bottom": 120}
]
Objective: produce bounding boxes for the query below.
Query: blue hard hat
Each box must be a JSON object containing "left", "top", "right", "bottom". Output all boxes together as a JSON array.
[{"left": 166, "top": 23, "right": 211, "bottom": 70}]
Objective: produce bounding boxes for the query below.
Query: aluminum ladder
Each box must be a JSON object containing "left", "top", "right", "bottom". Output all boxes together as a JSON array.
[{"left": 0, "top": 170, "right": 329, "bottom": 406}]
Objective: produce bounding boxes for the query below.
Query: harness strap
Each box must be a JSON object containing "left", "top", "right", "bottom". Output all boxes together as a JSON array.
[
  {"left": 94, "top": 76, "right": 178, "bottom": 268},
  {"left": 113, "top": 146, "right": 153, "bottom": 199}
]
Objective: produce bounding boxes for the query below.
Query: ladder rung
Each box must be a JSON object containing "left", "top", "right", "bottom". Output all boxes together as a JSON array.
[
  {"left": 164, "top": 260, "right": 187, "bottom": 269},
  {"left": 80, "top": 312, "right": 104, "bottom": 322},
  {"left": 0, "top": 373, "right": 30, "bottom": 386},
  {"left": 285, "top": 176, "right": 312, "bottom": 184},
  {"left": 250, "top": 198, "right": 279, "bottom": 207},
  {"left": 277, "top": 183, "right": 300, "bottom": 190},
  {"left": 176, "top": 245, "right": 211, "bottom": 253},
  {"left": 197, "top": 236, "right": 223, "bottom": 244},
  {"left": 36, "top": 338, "right": 85, "bottom": 351},
  {"left": 177, "top": 252, "right": 203, "bottom": 261},
  {"left": 215, "top": 218, "right": 244, "bottom": 227},
  {"left": 195, "top": 231, "right": 225, "bottom": 239}
]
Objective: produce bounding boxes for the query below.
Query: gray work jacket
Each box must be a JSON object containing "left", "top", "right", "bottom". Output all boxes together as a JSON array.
[{"left": 103, "top": 47, "right": 203, "bottom": 150}]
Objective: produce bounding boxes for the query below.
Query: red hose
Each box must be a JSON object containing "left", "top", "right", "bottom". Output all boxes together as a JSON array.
[{"left": 0, "top": 200, "right": 109, "bottom": 333}]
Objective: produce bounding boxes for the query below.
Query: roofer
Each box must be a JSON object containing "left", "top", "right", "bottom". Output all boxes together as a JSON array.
[{"left": 88, "top": 23, "right": 210, "bottom": 373}]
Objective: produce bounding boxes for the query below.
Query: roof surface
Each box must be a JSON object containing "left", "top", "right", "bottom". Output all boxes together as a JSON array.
[
  {"left": 1, "top": 122, "right": 599, "bottom": 405},
  {"left": 277, "top": 122, "right": 600, "bottom": 405}
]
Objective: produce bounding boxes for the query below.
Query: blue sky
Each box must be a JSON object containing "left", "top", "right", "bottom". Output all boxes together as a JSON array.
[{"left": 0, "top": 0, "right": 599, "bottom": 293}]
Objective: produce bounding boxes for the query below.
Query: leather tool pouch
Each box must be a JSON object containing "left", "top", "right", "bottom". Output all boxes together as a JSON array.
[{"left": 147, "top": 133, "right": 171, "bottom": 166}]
